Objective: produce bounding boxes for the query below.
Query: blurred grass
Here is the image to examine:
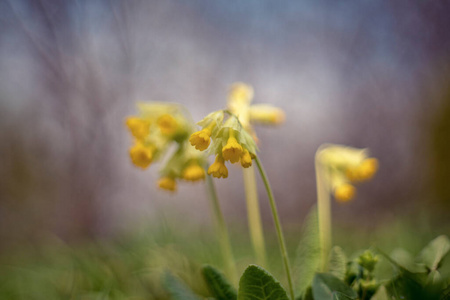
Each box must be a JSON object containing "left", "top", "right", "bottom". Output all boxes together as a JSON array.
[{"left": 0, "top": 211, "right": 448, "bottom": 300}]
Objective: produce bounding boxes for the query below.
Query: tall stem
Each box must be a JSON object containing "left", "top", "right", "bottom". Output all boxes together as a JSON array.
[
  {"left": 254, "top": 156, "right": 295, "bottom": 300},
  {"left": 315, "top": 156, "right": 331, "bottom": 272},
  {"left": 242, "top": 166, "right": 267, "bottom": 267},
  {"left": 205, "top": 171, "right": 238, "bottom": 284}
]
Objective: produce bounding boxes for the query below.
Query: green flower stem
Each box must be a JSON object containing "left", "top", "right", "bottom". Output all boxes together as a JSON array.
[
  {"left": 205, "top": 169, "right": 238, "bottom": 284},
  {"left": 254, "top": 156, "right": 295, "bottom": 300},
  {"left": 315, "top": 156, "right": 331, "bottom": 272},
  {"left": 242, "top": 166, "right": 267, "bottom": 267}
]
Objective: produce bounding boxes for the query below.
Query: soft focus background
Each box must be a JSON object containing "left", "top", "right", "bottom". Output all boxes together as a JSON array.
[{"left": 1, "top": 0, "right": 450, "bottom": 252}]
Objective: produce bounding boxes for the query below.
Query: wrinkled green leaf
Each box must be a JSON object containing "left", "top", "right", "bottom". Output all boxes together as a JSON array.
[
  {"left": 417, "top": 235, "right": 450, "bottom": 270},
  {"left": 312, "top": 273, "right": 357, "bottom": 300},
  {"left": 163, "top": 271, "right": 202, "bottom": 300},
  {"left": 328, "top": 246, "right": 347, "bottom": 281},
  {"left": 202, "top": 265, "right": 237, "bottom": 300},
  {"left": 294, "top": 207, "right": 321, "bottom": 296},
  {"left": 238, "top": 265, "right": 289, "bottom": 300}
]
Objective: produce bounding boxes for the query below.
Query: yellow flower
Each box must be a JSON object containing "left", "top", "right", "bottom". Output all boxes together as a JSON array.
[
  {"left": 157, "top": 114, "right": 178, "bottom": 135},
  {"left": 126, "top": 117, "right": 150, "bottom": 140},
  {"left": 240, "top": 149, "right": 252, "bottom": 168},
  {"left": 346, "top": 158, "right": 379, "bottom": 182},
  {"left": 334, "top": 183, "right": 356, "bottom": 203},
  {"left": 228, "top": 82, "right": 254, "bottom": 105},
  {"left": 222, "top": 130, "right": 243, "bottom": 163},
  {"left": 249, "top": 105, "right": 286, "bottom": 125},
  {"left": 189, "top": 128, "right": 212, "bottom": 151},
  {"left": 208, "top": 155, "right": 228, "bottom": 178},
  {"left": 158, "top": 176, "right": 177, "bottom": 191},
  {"left": 129, "top": 141, "right": 154, "bottom": 169},
  {"left": 182, "top": 164, "right": 206, "bottom": 181}
]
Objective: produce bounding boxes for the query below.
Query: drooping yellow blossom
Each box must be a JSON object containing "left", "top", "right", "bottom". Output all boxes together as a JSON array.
[
  {"left": 182, "top": 163, "right": 206, "bottom": 181},
  {"left": 208, "top": 155, "right": 228, "bottom": 178},
  {"left": 346, "top": 158, "right": 379, "bottom": 182},
  {"left": 157, "top": 114, "right": 178, "bottom": 135},
  {"left": 316, "top": 144, "right": 378, "bottom": 204},
  {"left": 158, "top": 176, "right": 177, "bottom": 191},
  {"left": 222, "top": 130, "right": 243, "bottom": 163},
  {"left": 249, "top": 105, "right": 286, "bottom": 125},
  {"left": 125, "top": 117, "right": 150, "bottom": 140},
  {"left": 129, "top": 141, "right": 154, "bottom": 169},
  {"left": 240, "top": 149, "right": 252, "bottom": 168},
  {"left": 334, "top": 183, "right": 356, "bottom": 203},
  {"left": 189, "top": 128, "right": 212, "bottom": 151}
]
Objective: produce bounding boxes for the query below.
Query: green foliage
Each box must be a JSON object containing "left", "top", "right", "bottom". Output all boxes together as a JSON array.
[
  {"left": 328, "top": 246, "right": 347, "bottom": 281},
  {"left": 163, "top": 271, "right": 202, "bottom": 300},
  {"left": 294, "top": 207, "right": 321, "bottom": 297},
  {"left": 417, "top": 235, "right": 450, "bottom": 271},
  {"left": 202, "top": 265, "right": 237, "bottom": 300},
  {"left": 312, "top": 273, "right": 357, "bottom": 300},
  {"left": 238, "top": 265, "right": 289, "bottom": 300}
]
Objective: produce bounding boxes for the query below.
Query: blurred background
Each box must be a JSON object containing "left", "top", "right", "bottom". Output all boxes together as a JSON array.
[{"left": 1, "top": 0, "right": 450, "bottom": 252}]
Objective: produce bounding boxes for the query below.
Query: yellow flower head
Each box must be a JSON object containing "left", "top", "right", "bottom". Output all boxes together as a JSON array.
[
  {"left": 125, "top": 117, "right": 150, "bottom": 140},
  {"left": 346, "top": 158, "right": 379, "bottom": 182},
  {"left": 222, "top": 130, "right": 243, "bottom": 163},
  {"left": 157, "top": 114, "right": 178, "bottom": 135},
  {"left": 334, "top": 183, "right": 356, "bottom": 203},
  {"left": 129, "top": 141, "right": 154, "bottom": 169},
  {"left": 240, "top": 149, "right": 252, "bottom": 168},
  {"left": 208, "top": 155, "right": 228, "bottom": 178},
  {"left": 189, "top": 128, "right": 211, "bottom": 151},
  {"left": 158, "top": 176, "right": 177, "bottom": 191},
  {"left": 182, "top": 164, "right": 206, "bottom": 181}
]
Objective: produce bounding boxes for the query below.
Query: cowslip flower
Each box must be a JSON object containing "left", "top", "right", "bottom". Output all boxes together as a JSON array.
[
  {"left": 129, "top": 141, "right": 155, "bottom": 169},
  {"left": 316, "top": 144, "right": 378, "bottom": 203},
  {"left": 227, "top": 82, "right": 285, "bottom": 142},
  {"left": 190, "top": 109, "right": 258, "bottom": 178},
  {"left": 125, "top": 102, "right": 207, "bottom": 192}
]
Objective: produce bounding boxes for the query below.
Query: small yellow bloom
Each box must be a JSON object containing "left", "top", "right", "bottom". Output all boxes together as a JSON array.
[
  {"left": 158, "top": 176, "right": 177, "bottom": 191},
  {"left": 334, "top": 183, "right": 356, "bottom": 203},
  {"left": 249, "top": 105, "right": 286, "bottom": 125},
  {"left": 182, "top": 164, "right": 206, "bottom": 181},
  {"left": 189, "top": 128, "right": 212, "bottom": 151},
  {"left": 222, "top": 131, "right": 243, "bottom": 163},
  {"left": 129, "top": 142, "right": 154, "bottom": 169},
  {"left": 126, "top": 117, "right": 150, "bottom": 140},
  {"left": 240, "top": 149, "right": 252, "bottom": 168},
  {"left": 208, "top": 155, "right": 228, "bottom": 178},
  {"left": 157, "top": 114, "right": 178, "bottom": 135},
  {"left": 346, "top": 158, "right": 379, "bottom": 182}
]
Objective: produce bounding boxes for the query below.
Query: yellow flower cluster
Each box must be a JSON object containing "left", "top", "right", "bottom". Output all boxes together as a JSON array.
[
  {"left": 125, "top": 102, "right": 206, "bottom": 192},
  {"left": 189, "top": 111, "right": 258, "bottom": 178},
  {"left": 316, "top": 145, "right": 379, "bottom": 203}
]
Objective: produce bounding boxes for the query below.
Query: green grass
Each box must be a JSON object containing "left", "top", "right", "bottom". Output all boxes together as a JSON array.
[{"left": 0, "top": 212, "right": 448, "bottom": 300}]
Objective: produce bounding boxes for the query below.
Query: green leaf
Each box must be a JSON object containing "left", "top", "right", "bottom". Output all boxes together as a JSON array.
[
  {"left": 163, "top": 271, "right": 202, "bottom": 300},
  {"left": 202, "top": 265, "right": 237, "bottom": 300},
  {"left": 293, "top": 207, "right": 321, "bottom": 296},
  {"left": 390, "top": 248, "right": 427, "bottom": 273},
  {"left": 312, "top": 273, "right": 357, "bottom": 300},
  {"left": 417, "top": 235, "right": 450, "bottom": 270},
  {"left": 371, "top": 286, "right": 389, "bottom": 300},
  {"left": 238, "top": 265, "right": 289, "bottom": 300},
  {"left": 328, "top": 247, "right": 347, "bottom": 281}
]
